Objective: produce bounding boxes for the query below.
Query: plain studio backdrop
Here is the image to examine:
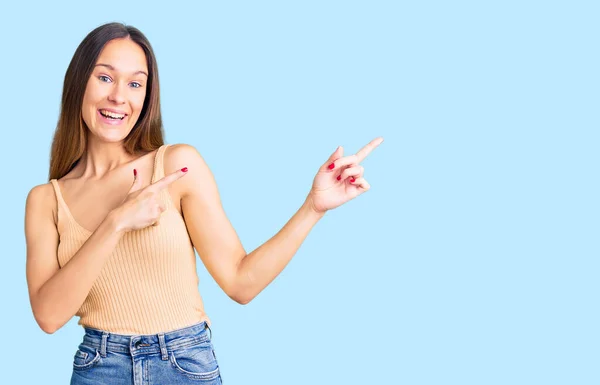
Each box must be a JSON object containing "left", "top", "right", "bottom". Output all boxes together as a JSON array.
[{"left": 0, "top": 1, "right": 598, "bottom": 384}]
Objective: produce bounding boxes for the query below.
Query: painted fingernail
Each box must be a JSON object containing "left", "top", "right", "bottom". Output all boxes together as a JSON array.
[
  {"left": 337, "top": 175, "right": 341, "bottom": 181},
  {"left": 350, "top": 177, "right": 356, "bottom": 183},
  {"left": 181, "top": 167, "right": 188, "bottom": 172},
  {"left": 133, "top": 169, "right": 137, "bottom": 177},
  {"left": 328, "top": 163, "right": 335, "bottom": 170}
]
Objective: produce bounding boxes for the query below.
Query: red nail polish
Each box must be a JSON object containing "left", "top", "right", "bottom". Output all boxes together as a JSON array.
[
  {"left": 350, "top": 177, "right": 356, "bottom": 183},
  {"left": 133, "top": 169, "right": 137, "bottom": 176},
  {"left": 328, "top": 163, "right": 335, "bottom": 170},
  {"left": 181, "top": 167, "right": 188, "bottom": 172},
  {"left": 337, "top": 175, "right": 341, "bottom": 181}
]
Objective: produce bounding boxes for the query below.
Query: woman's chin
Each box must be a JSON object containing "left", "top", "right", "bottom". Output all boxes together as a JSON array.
[{"left": 90, "top": 129, "right": 131, "bottom": 144}]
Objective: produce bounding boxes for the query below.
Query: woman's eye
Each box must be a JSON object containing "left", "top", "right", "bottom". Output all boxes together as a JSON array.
[
  {"left": 130, "top": 82, "right": 142, "bottom": 88},
  {"left": 99, "top": 75, "right": 111, "bottom": 82}
]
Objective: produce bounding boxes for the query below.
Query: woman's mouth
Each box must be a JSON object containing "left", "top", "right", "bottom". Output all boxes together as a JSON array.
[{"left": 97, "top": 109, "right": 127, "bottom": 125}]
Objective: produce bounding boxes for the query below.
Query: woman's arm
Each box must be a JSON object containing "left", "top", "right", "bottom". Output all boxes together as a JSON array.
[
  {"left": 230, "top": 198, "right": 324, "bottom": 304},
  {"left": 167, "top": 144, "right": 333, "bottom": 304},
  {"left": 25, "top": 184, "right": 124, "bottom": 334},
  {"left": 168, "top": 144, "right": 323, "bottom": 304}
]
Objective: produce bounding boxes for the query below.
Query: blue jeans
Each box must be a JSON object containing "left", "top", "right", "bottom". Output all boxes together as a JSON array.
[{"left": 70, "top": 322, "right": 223, "bottom": 384}]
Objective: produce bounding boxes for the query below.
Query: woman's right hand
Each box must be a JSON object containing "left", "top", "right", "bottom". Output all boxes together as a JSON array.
[{"left": 113, "top": 167, "right": 189, "bottom": 233}]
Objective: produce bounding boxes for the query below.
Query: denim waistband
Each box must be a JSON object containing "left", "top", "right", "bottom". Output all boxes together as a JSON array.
[{"left": 81, "top": 321, "right": 211, "bottom": 358}]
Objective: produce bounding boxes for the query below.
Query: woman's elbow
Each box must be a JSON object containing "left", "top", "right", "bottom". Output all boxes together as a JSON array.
[
  {"left": 223, "top": 272, "right": 258, "bottom": 305},
  {"left": 32, "top": 307, "right": 63, "bottom": 334},
  {"left": 35, "top": 316, "right": 60, "bottom": 334},
  {"left": 228, "top": 291, "right": 253, "bottom": 305},
  {"left": 225, "top": 283, "right": 254, "bottom": 305}
]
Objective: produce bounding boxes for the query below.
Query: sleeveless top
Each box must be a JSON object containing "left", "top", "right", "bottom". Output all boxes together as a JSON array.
[{"left": 49, "top": 144, "right": 209, "bottom": 335}]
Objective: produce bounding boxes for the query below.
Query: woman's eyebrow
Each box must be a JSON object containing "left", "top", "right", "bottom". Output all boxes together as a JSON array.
[{"left": 95, "top": 63, "right": 148, "bottom": 77}]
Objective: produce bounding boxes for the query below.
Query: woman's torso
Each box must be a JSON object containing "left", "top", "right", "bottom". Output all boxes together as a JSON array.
[{"left": 49, "top": 144, "right": 209, "bottom": 335}]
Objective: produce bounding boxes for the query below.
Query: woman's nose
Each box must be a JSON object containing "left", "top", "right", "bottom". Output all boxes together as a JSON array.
[{"left": 108, "top": 83, "right": 126, "bottom": 104}]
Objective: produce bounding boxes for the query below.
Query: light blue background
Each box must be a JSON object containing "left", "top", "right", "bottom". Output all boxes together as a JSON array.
[{"left": 1, "top": 1, "right": 598, "bottom": 384}]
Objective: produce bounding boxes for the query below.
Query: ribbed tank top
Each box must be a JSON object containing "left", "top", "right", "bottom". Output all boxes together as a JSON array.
[{"left": 49, "top": 144, "right": 209, "bottom": 335}]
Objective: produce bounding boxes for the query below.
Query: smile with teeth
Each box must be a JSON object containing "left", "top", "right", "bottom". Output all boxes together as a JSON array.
[{"left": 99, "top": 109, "right": 126, "bottom": 120}]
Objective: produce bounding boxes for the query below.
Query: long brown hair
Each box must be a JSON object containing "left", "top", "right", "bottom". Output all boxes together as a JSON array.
[{"left": 49, "top": 22, "right": 164, "bottom": 180}]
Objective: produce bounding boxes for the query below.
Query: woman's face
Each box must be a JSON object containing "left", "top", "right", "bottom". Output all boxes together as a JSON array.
[{"left": 81, "top": 38, "right": 149, "bottom": 143}]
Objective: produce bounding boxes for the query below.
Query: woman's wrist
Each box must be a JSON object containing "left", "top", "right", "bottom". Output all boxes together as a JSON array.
[
  {"left": 106, "top": 208, "right": 128, "bottom": 235},
  {"left": 303, "top": 194, "right": 327, "bottom": 219}
]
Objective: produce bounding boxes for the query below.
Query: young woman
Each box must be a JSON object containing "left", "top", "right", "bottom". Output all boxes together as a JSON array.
[{"left": 24, "top": 22, "right": 382, "bottom": 384}]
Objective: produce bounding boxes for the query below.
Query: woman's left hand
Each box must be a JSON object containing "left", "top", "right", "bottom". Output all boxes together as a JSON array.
[{"left": 307, "top": 137, "right": 384, "bottom": 213}]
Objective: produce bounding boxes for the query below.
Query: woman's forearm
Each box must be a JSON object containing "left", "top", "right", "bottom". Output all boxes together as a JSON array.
[
  {"left": 232, "top": 197, "right": 325, "bottom": 304},
  {"left": 32, "top": 211, "right": 124, "bottom": 333}
]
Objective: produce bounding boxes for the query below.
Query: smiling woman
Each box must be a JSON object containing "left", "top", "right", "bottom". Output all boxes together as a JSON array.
[
  {"left": 50, "top": 23, "right": 163, "bottom": 181},
  {"left": 24, "top": 21, "right": 382, "bottom": 385}
]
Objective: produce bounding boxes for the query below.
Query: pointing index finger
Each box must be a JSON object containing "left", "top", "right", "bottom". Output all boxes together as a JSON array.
[
  {"left": 148, "top": 167, "right": 188, "bottom": 192},
  {"left": 355, "top": 137, "right": 384, "bottom": 163}
]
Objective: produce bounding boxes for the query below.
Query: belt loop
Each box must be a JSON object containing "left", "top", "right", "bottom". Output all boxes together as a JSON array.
[
  {"left": 158, "top": 333, "right": 168, "bottom": 361},
  {"left": 205, "top": 322, "right": 212, "bottom": 340},
  {"left": 100, "top": 332, "right": 109, "bottom": 358}
]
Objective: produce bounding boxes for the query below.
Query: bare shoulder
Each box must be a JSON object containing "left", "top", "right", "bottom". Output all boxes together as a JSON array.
[
  {"left": 164, "top": 143, "right": 207, "bottom": 166},
  {"left": 164, "top": 143, "right": 217, "bottom": 198},
  {"left": 25, "top": 182, "right": 58, "bottom": 239},
  {"left": 26, "top": 182, "right": 57, "bottom": 217},
  {"left": 164, "top": 143, "right": 213, "bottom": 176}
]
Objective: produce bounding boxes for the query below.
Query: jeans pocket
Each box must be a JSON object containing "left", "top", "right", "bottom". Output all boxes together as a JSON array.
[
  {"left": 170, "top": 342, "right": 220, "bottom": 381},
  {"left": 72, "top": 344, "right": 101, "bottom": 371}
]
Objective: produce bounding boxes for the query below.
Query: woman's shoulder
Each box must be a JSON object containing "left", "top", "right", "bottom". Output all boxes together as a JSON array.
[
  {"left": 163, "top": 143, "right": 210, "bottom": 173},
  {"left": 27, "top": 181, "right": 57, "bottom": 203},
  {"left": 162, "top": 143, "right": 215, "bottom": 195},
  {"left": 164, "top": 142, "right": 202, "bottom": 159},
  {"left": 27, "top": 166, "right": 82, "bottom": 218},
  {"left": 25, "top": 181, "right": 58, "bottom": 222}
]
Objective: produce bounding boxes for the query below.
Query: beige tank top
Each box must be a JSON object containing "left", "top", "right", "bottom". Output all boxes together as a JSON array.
[{"left": 49, "top": 144, "right": 209, "bottom": 335}]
